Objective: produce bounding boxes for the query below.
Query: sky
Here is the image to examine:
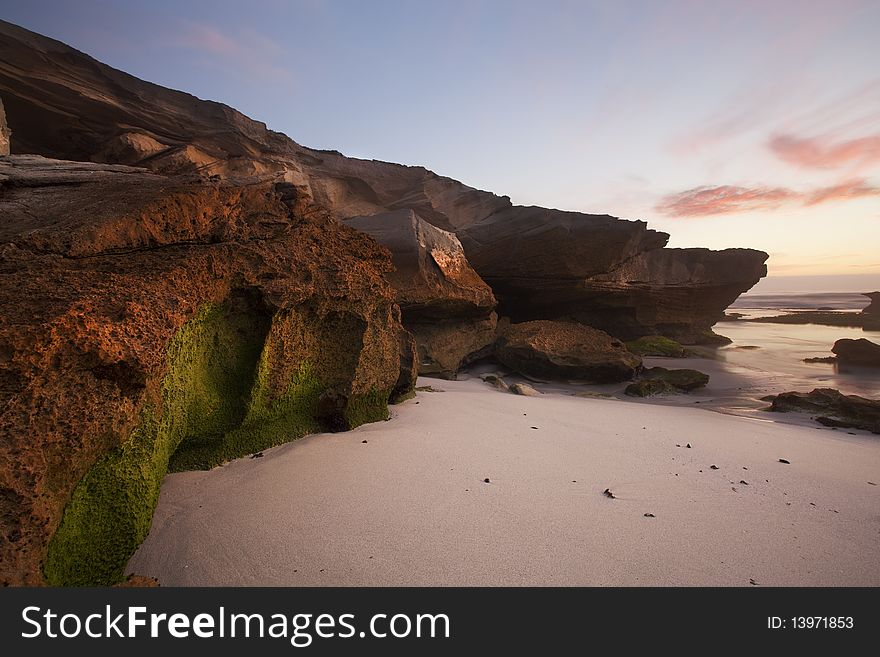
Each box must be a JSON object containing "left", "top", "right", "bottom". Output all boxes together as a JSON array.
[{"left": 2, "top": 0, "right": 879, "bottom": 291}]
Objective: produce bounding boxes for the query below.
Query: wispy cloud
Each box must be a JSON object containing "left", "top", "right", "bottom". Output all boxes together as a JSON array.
[
  {"left": 170, "top": 21, "right": 292, "bottom": 83},
  {"left": 768, "top": 133, "right": 880, "bottom": 169},
  {"left": 804, "top": 178, "right": 880, "bottom": 205},
  {"left": 657, "top": 179, "right": 880, "bottom": 217},
  {"left": 673, "top": 79, "right": 880, "bottom": 158}
]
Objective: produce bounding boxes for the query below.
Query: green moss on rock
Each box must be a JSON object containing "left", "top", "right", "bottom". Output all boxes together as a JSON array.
[
  {"left": 45, "top": 292, "right": 395, "bottom": 586},
  {"left": 625, "top": 335, "right": 686, "bottom": 357},
  {"left": 43, "top": 408, "right": 166, "bottom": 586},
  {"left": 624, "top": 379, "right": 677, "bottom": 397},
  {"left": 168, "top": 357, "right": 323, "bottom": 471},
  {"left": 343, "top": 389, "right": 390, "bottom": 428}
]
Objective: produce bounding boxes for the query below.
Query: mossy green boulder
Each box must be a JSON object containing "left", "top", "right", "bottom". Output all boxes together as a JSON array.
[
  {"left": 44, "top": 293, "right": 399, "bottom": 586},
  {"left": 625, "top": 335, "right": 686, "bottom": 358}
]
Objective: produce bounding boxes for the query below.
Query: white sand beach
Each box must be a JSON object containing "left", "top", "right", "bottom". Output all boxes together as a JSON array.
[{"left": 126, "top": 378, "right": 880, "bottom": 586}]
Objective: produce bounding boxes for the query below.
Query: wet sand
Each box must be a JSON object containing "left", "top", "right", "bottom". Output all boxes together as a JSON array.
[{"left": 127, "top": 378, "right": 880, "bottom": 586}]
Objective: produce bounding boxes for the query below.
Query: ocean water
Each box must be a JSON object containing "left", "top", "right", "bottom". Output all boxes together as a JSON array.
[
  {"left": 463, "top": 292, "right": 879, "bottom": 423},
  {"left": 730, "top": 291, "right": 873, "bottom": 313},
  {"left": 461, "top": 293, "right": 880, "bottom": 431},
  {"left": 712, "top": 292, "right": 880, "bottom": 402}
]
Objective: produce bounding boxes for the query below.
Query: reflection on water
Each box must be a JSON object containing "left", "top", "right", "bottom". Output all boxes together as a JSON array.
[
  {"left": 731, "top": 292, "right": 873, "bottom": 312},
  {"left": 715, "top": 317, "right": 880, "bottom": 399},
  {"left": 462, "top": 293, "right": 879, "bottom": 425}
]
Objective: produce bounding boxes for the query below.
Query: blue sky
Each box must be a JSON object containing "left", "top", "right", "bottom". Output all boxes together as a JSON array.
[{"left": 3, "top": 0, "right": 879, "bottom": 289}]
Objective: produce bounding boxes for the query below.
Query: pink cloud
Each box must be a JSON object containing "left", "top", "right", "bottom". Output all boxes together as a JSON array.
[
  {"left": 769, "top": 133, "right": 880, "bottom": 169},
  {"left": 805, "top": 179, "right": 880, "bottom": 205},
  {"left": 182, "top": 24, "right": 242, "bottom": 57},
  {"left": 657, "top": 178, "right": 880, "bottom": 217},
  {"left": 172, "top": 22, "right": 291, "bottom": 82},
  {"left": 655, "top": 185, "right": 797, "bottom": 217}
]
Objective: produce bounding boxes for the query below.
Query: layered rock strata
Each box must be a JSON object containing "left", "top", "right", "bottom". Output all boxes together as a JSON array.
[
  {"left": 344, "top": 210, "right": 498, "bottom": 377},
  {"left": 0, "top": 157, "right": 408, "bottom": 586},
  {"left": 0, "top": 20, "right": 768, "bottom": 345},
  {"left": 495, "top": 320, "right": 642, "bottom": 383}
]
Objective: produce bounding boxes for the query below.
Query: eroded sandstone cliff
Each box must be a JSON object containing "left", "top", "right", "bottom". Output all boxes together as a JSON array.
[
  {"left": 344, "top": 210, "right": 499, "bottom": 377},
  {"left": 0, "top": 19, "right": 772, "bottom": 587},
  {"left": 0, "top": 157, "right": 408, "bottom": 585},
  {"left": 0, "top": 19, "right": 767, "bottom": 350}
]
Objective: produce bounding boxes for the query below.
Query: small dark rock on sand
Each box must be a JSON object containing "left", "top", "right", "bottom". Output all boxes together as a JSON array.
[
  {"left": 415, "top": 385, "right": 444, "bottom": 392},
  {"left": 778, "top": 458, "right": 790, "bottom": 464},
  {"left": 643, "top": 513, "right": 655, "bottom": 518},
  {"left": 766, "top": 388, "right": 880, "bottom": 434},
  {"left": 625, "top": 367, "right": 710, "bottom": 397},
  {"left": 603, "top": 488, "right": 616, "bottom": 499}
]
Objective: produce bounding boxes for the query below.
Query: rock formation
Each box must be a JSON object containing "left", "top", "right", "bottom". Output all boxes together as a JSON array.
[
  {"left": 496, "top": 321, "right": 642, "bottom": 383},
  {"left": 0, "top": 156, "right": 409, "bottom": 586},
  {"left": 456, "top": 208, "right": 766, "bottom": 343},
  {"left": 0, "top": 19, "right": 767, "bottom": 347},
  {"left": 0, "top": 95, "right": 10, "bottom": 155},
  {"left": 863, "top": 292, "right": 879, "bottom": 315},
  {"left": 344, "top": 210, "right": 498, "bottom": 377},
  {"left": 747, "top": 311, "right": 880, "bottom": 331},
  {"left": 625, "top": 378, "right": 678, "bottom": 397},
  {"left": 832, "top": 338, "right": 880, "bottom": 367},
  {"left": 766, "top": 389, "right": 880, "bottom": 434},
  {"left": 0, "top": 19, "right": 774, "bottom": 586},
  {"left": 625, "top": 367, "right": 709, "bottom": 396}
]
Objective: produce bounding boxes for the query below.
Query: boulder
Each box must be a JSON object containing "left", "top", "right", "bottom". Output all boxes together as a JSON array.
[
  {"left": 410, "top": 313, "right": 500, "bottom": 378},
  {"left": 862, "top": 292, "right": 879, "bottom": 314},
  {"left": 766, "top": 389, "right": 880, "bottom": 434},
  {"left": 496, "top": 321, "right": 642, "bottom": 383},
  {"left": 481, "top": 373, "right": 509, "bottom": 392},
  {"left": 510, "top": 382, "right": 542, "bottom": 396},
  {"left": 344, "top": 210, "right": 498, "bottom": 378},
  {"left": 640, "top": 367, "right": 709, "bottom": 391},
  {"left": 625, "top": 367, "right": 709, "bottom": 396},
  {"left": 0, "top": 156, "right": 406, "bottom": 586},
  {"left": 832, "top": 338, "right": 880, "bottom": 367},
  {"left": 625, "top": 379, "right": 677, "bottom": 397}
]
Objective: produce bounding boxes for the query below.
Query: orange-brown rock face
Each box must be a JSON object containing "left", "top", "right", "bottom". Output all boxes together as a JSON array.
[
  {"left": 0, "top": 17, "right": 774, "bottom": 586},
  {"left": 496, "top": 320, "right": 642, "bottom": 383},
  {"left": 0, "top": 156, "right": 406, "bottom": 586},
  {"left": 483, "top": 245, "right": 769, "bottom": 344},
  {"left": 345, "top": 210, "right": 498, "bottom": 376},
  {"left": 0, "top": 19, "right": 767, "bottom": 347}
]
